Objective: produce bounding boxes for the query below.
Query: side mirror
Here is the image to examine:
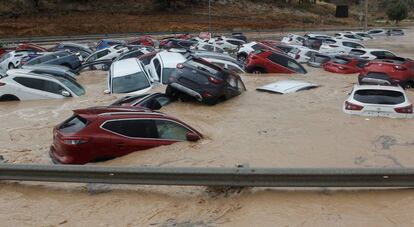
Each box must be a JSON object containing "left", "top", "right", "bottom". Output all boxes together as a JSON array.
[
  {"left": 186, "top": 132, "right": 200, "bottom": 142},
  {"left": 104, "top": 89, "right": 110, "bottom": 94},
  {"left": 61, "top": 90, "right": 71, "bottom": 97}
]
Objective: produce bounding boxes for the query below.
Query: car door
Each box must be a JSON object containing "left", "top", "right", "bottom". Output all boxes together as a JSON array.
[
  {"left": 12, "top": 77, "right": 65, "bottom": 100},
  {"left": 148, "top": 57, "right": 161, "bottom": 82},
  {"left": 101, "top": 119, "right": 175, "bottom": 157}
]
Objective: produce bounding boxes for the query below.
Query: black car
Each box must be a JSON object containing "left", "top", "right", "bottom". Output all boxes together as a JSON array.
[
  {"left": 166, "top": 56, "right": 246, "bottom": 105},
  {"left": 231, "top": 32, "right": 248, "bottom": 42},
  {"left": 387, "top": 29, "right": 404, "bottom": 36},
  {"left": 110, "top": 93, "right": 172, "bottom": 110},
  {"left": 25, "top": 51, "right": 81, "bottom": 70}
]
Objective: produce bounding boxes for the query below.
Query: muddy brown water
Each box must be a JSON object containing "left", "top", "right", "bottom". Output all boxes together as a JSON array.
[{"left": 1, "top": 30, "right": 414, "bottom": 226}]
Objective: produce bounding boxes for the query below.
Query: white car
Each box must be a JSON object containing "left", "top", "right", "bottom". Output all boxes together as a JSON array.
[
  {"left": 349, "top": 48, "right": 396, "bottom": 60},
  {"left": 319, "top": 39, "right": 364, "bottom": 55},
  {"left": 0, "top": 69, "right": 85, "bottom": 101},
  {"left": 287, "top": 45, "right": 318, "bottom": 63},
  {"left": 107, "top": 58, "right": 152, "bottom": 95},
  {"left": 348, "top": 31, "right": 373, "bottom": 40},
  {"left": 200, "top": 57, "right": 245, "bottom": 74},
  {"left": 145, "top": 50, "right": 186, "bottom": 84},
  {"left": 304, "top": 33, "right": 333, "bottom": 39},
  {"left": 0, "top": 50, "right": 35, "bottom": 70},
  {"left": 343, "top": 84, "right": 413, "bottom": 118},
  {"left": 367, "top": 29, "right": 388, "bottom": 37},
  {"left": 84, "top": 45, "right": 129, "bottom": 65},
  {"left": 195, "top": 43, "right": 226, "bottom": 54},
  {"left": 209, "top": 36, "right": 245, "bottom": 51},
  {"left": 334, "top": 32, "right": 364, "bottom": 42},
  {"left": 281, "top": 34, "right": 305, "bottom": 45},
  {"left": 236, "top": 41, "right": 266, "bottom": 62}
]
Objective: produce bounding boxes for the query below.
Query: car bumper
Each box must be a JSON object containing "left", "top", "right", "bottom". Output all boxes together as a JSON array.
[{"left": 170, "top": 82, "right": 203, "bottom": 101}]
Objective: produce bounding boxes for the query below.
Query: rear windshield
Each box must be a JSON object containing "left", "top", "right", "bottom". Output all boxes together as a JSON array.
[
  {"left": 59, "top": 115, "right": 88, "bottom": 133},
  {"left": 354, "top": 89, "right": 405, "bottom": 105},
  {"left": 332, "top": 57, "right": 350, "bottom": 65},
  {"left": 349, "top": 49, "right": 366, "bottom": 55},
  {"left": 112, "top": 72, "right": 150, "bottom": 93},
  {"left": 187, "top": 59, "right": 220, "bottom": 76},
  {"left": 312, "top": 54, "right": 331, "bottom": 63}
]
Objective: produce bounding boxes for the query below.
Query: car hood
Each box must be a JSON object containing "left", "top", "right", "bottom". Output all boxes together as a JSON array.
[{"left": 256, "top": 80, "right": 318, "bottom": 94}]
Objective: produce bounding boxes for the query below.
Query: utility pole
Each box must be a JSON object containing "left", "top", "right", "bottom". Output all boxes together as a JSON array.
[
  {"left": 208, "top": 0, "right": 211, "bottom": 34},
  {"left": 364, "top": 0, "right": 368, "bottom": 31}
]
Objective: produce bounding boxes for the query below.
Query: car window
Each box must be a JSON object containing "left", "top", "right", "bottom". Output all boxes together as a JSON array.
[
  {"left": 287, "top": 59, "right": 305, "bottom": 73},
  {"left": 96, "top": 50, "right": 110, "bottom": 59},
  {"left": 383, "top": 51, "right": 395, "bottom": 58},
  {"left": 153, "top": 58, "right": 161, "bottom": 78},
  {"left": 155, "top": 120, "right": 191, "bottom": 141},
  {"left": 13, "top": 77, "right": 68, "bottom": 95},
  {"left": 112, "top": 72, "right": 151, "bottom": 93},
  {"left": 59, "top": 115, "right": 88, "bottom": 133},
  {"left": 55, "top": 76, "right": 85, "bottom": 96},
  {"left": 354, "top": 89, "right": 405, "bottom": 105},
  {"left": 349, "top": 49, "right": 366, "bottom": 55},
  {"left": 86, "top": 53, "right": 98, "bottom": 63},
  {"left": 371, "top": 51, "right": 384, "bottom": 57},
  {"left": 161, "top": 68, "right": 176, "bottom": 84},
  {"left": 332, "top": 57, "right": 350, "bottom": 65},
  {"left": 102, "top": 119, "right": 159, "bottom": 138},
  {"left": 313, "top": 54, "right": 331, "bottom": 63},
  {"left": 343, "top": 42, "right": 362, "bottom": 48},
  {"left": 356, "top": 60, "right": 369, "bottom": 68}
]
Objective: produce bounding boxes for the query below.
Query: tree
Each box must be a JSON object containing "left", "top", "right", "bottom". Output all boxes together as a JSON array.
[{"left": 386, "top": 0, "right": 408, "bottom": 24}]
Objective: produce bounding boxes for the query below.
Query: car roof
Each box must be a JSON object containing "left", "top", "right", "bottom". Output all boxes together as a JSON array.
[
  {"left": 7, "top": 70, "right": 60, "bottom": 81},
  {"left": 358, "top": 48, "right": 393, "bottom": 52},
  {"left": 353, "top": 84, "right": 405, "bottom": 92},
  {"left": 257, "top": 80, "right": 318, "bottom": 94},
  {"left": 74, "top": 106, "right": 154, "bottom": 116},
  {"left": 157, "top": 51, "right": 187, "bottom": 68},
  {"left": 112, "top": 58, "right": 142, "bottom": 77},
  {"left": 22, "top": 64, "right": 72, "bottom": 72}
]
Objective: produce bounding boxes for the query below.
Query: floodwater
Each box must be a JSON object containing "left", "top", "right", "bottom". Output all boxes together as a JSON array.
[{"left": 1, "top": 29, "right": 414, "bottom": 226}]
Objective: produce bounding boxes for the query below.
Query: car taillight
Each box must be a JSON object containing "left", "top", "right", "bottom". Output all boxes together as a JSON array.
[
  {"left": 0, "top": 82, "right": 6, "bottom": 86},
  {"left": 345, "top": 101, "right": 363, "bottom": 111},
  {"left": 394, "top": 65, "right": 407, "bottom": 70},
  {"left": 208, "top": 76, "right": 223, "bottom": 85},
  {"left": 394, "top": 105, "right": 413, "bottom": 114},
  {"left": 177, "top": 63, "right": 184, "bottom": 69},
  {"left": 63, "top": 138, "right": 88, "bottom": 145}
]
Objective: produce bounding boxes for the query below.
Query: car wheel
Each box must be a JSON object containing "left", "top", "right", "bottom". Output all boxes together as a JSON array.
[
  {"left": 165, "top": 85, "right": 179, "bottom": 100},
  {"left": 0, "top": 94, "right": 20, "bottom": 101},
  {"left": 403, "top": 81, "right": 413, "bottom": 89},
  {"left": 237, "top": 54, "right": 247, "bottom": 63},
  {"left": 251, "top": 68, "right": 265, "bottom": 74},
  {"left": 8, "top": 63, "right": 16, "bottom": 69}
]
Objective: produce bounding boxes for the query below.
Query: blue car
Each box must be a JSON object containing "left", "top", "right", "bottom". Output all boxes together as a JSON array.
[
  {"left": 96, "top": 39, "right": 127, "bottom": 51},
  {"left": 25, "top": 51, "right": 81, "bottom": 70}
]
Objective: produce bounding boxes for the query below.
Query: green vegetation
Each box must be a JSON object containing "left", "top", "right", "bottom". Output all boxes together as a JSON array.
[{"left": 386, "top": 1, "right": 408, "bottom": 24}]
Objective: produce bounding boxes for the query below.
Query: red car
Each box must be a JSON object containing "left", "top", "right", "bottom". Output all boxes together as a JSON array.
[
  {"left": 16, "top": 43, "right": 48, "bottom": 52},
  {"left": 128, "top": 36, "right": 158, "bottom": 47},
  {"left": 323, "top": 55, "right": 369, "bottom": 74},
  {"left": 50, "top": 106, "right": 202, "bottom": 164},
  {"left": 245, "top": 50, "right": 307, "bottom": 74},
  {"left": 358, "top": 57, "right": 414, "bottom": 89}
]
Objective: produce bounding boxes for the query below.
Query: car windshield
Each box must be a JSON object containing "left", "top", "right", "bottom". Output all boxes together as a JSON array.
[
  {"left": 349, "top": 49, "right": 366, "bottom": 55},
  {"left": 354, "top": 89, "right": 405, "bottom": 105},
  {"left": 112, "top": 72, "right": 150, "bottom": 93},
  {"left": 55, "top": 76, "right": 85, "bottom": 96}
]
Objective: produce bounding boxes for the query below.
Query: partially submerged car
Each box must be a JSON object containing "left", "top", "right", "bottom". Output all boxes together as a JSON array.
[
  {"left": 387, "top": 29, "right": 404, "bottom": 36},
  {"left": 96, "top": 39, "right": 127, "bottom": 51},
  {"left": 0, "top": 70, "right": 85, "bottom": 101},
  {"left": 256, "top": 80, "right": 318, "bottom": 94},
  {"left": 319, "top": 39, "right": 365, "bottom": 55},
  {"left": 107, "top": 58, "right": 152, "bottom": 95},
  {"left": 24, "top": 51, "right": 82, "bottom": 69},
  {"left": 194, "top": 43, "right": 226, "bottom": 54},
  {"left": 343, "top": 84, "right": 413, "bottom": 118},
  {"left": 307, "top": 53, "right": 333, "bottom": 68},
  {"left": 21, "top": 64, "right": 78, "bottom": 79},
  {"left": 281, "top": 34, "right": 305, "bottom": 46},
  {"left": 209, "top": 36, "right": 245, "bottom": 51},
  {"left": 114, "top": 48, "right": 152, "bottom": 61},
  {"left": 367, "top": 29, "right": 388, "bottom": 37},
  {"left": 84, "top": 45, "right": 129, "bottom": 70},
  {"left": 110, "top": 93, "right": 172, "bottom": 110},
  {"left": 52, "top": 42, "right": 93, "bottom": 60},
  {"left": 237, "top": 41, "right": 282, "bottom": 63},
  {"left": 323, "top": 55, "right": 369, "bottom": 74},
  {"left": 358, "top": 57, "right": 414, "bottom": 89},
  {"left": 349, "top": 48, "right": 396, "bottom": 60},
  {"left": 0, "top": 50, "right": 36, "bottom": 70},
  {"left": 334, "top": 32, "right": 364, "bottom": 42},
  {"left": 50, "top": 106, "right": 202, "bottom": 164},
  {"left": 245, "top": 50, "right": 307, "bottom": 74},
  {"left": 167, "top": 56, "right": 246, "bottom": 105},
  {"left": 145, "top": 50, "right": 187, "bottom": 84},
  {"left": 287, "top": 45, "right": 318, "bottom": 63}
]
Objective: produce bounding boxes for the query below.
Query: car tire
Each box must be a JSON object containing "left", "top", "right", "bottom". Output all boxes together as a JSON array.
[
  {"left": 237, "top": 53, "right": 247, "bottom": 63},
  {"left": 251, "top": 68, "right": 266, "bottom": 74},
  {"left": 0, "top": 94, "right": 20, "bottom": 101},
  {"left": 8, "top": 63, "right": 16, "bottom": 69},
  {"left": 165, "top": 85, "right": 179, "bottom": 100},
  {"left": 403, "top": 81, "right": 413, "bottom": 89}
]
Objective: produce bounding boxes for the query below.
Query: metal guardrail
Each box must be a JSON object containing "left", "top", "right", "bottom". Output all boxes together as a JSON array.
[
  {"left": 0, "top": 26, "right": 405, "bottom": 45},
  {"left": 1, "top": 164, "right": 414, "bottom": 187}
]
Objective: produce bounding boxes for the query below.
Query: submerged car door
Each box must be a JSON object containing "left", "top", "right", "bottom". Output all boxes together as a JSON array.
[{"left": 101, "top": 119, "right": 184, "bottom": 157}]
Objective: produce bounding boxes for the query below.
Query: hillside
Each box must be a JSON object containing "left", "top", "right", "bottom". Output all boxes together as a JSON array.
[{"left": 0, "top": 0, "right": 360, "bottom": 38}]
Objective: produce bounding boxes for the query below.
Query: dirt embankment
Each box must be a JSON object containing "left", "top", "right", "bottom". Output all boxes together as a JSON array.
[{"left": 0, "top": 1, "right": 359, "bottom": 38}]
